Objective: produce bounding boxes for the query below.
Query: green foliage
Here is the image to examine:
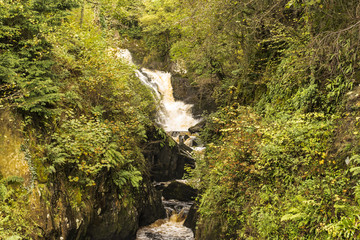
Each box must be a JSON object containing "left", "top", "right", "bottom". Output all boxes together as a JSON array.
[
  {"left": 0, "top": 177, "right": 38, "bottom": 239},
  {"left": 131, "top": 0, "right": 360, "bottom": 113},
  {"left": 192, "top": 105, "right": 360, "bottom": 239},
  {"left": 113, "top": 166, "right": 142, "bottom": 189},
  {"left": 47, "top": 6, "right": 156, "bottom": 120},
  {"left": 3, "top": 0, "right": 360, "bottom": 239},
  {"left": 93, "top": 0, "right": 360, "bottom": 239},
  {"left": 46, "top": 113, "right": 143, "bottom": 187},
  {"left": 258, "top": 112, "right": 334, "bottom": 180},
  {"left": 33, "top": 3, "right": 157, "bottom": 196},
  {"left": 1, "top": 2, "right": 159, "bottom": 238},
  {"left": 191, "top": 105, "right": 262, "bottom": 238},
  {"left": 111, "top": 0, "right": 144, "bottom": 38},
  {"left": 0, "top": 0, "right": 79, "bottom": 115},
  {"left": 138, "top": 0, "right": 184, "bottom": 64}
]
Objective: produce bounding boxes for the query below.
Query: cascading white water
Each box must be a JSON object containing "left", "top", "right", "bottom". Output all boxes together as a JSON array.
[
  {"left": 140, "top": 68, "right": 199, "bottom": 132},
  {"left": 135, "top": 70, "right": 161, "bottom": 100},
  {"left": 116, "top": 48, "right": 199, "bottom": 132}
]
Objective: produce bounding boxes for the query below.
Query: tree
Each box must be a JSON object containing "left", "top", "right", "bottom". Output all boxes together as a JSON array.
[{"left": 0, "top": 0, "right": 79, "bottom": 115}]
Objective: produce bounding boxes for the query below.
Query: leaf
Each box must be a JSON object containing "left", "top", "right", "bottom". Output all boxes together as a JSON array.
[
  {"left": 0, "top": 184, "right": 8, "bottom": 200},
  {"left": 5, "top": 176, "right": 24, "bottom": 185},
  {"left": 281, "top": 212, "right": 306, "bottom": 221},
  {"left": 350, "top": 166, "right": 360, "bottom": 176},
  {"left": 6, "top": 235, "right": 22, "bottom": 240}
]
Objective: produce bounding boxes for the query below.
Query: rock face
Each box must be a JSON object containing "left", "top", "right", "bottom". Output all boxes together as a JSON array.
[
  {"left": 142, "top": 128, "right": 195, "bottom": 182},
  {"left": 143, "top": 142, "right": 195, "bottom": 182},
  {"left": 38, "top": 126, "right": 197, "bottom": 239},
  {"left": 38, "top": 173, "right": 166, "bottom": 240},
  {"left": 162, "top": 181, "right": 197, "bottom": 202},
  {"left": 188, "top": 120, "right": 206, "bottom": 134},
  {"left": 171, "top": 75, "right": 217, "bottom": 117},
  {"left": 184, "top": 203, "right": 199, "bottom": 233},
  {"left": 84, "top": 182, "right": 165, "bottom": 240}
]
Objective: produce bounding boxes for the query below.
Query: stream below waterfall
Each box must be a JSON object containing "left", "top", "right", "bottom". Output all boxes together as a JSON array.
[
  {"left": 117, "top": 49, "right": 198, "bottom": 240},
  {"left": 136, "top": 198, "right": 194, "bottom": 240}
]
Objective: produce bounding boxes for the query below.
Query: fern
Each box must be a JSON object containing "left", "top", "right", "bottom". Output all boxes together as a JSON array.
[
  {"left": 112, "top": 167, "right": 143, "bottom": 189},
  {"left": 5, "top": 176, "right": 24, "bottom": 185},
  {"left": 350, "top": 155, "right": 360, "bottom": 176},
  {"left": 104, "top": 142, "right": 126, "bottom": 168}
]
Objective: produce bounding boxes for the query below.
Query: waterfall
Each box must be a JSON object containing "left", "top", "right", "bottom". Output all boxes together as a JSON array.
[
  {"left": 140, "top": 68, "right": 199, "bottom": 132},
  {"left": 117, "top": 49, "right": 196, "bottom": 240},
  {"left": 116, "top": 49, "right": 199, "bottom": 132}
]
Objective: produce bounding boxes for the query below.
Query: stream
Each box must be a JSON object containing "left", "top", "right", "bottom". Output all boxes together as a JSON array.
[
  {"left": 117, "top": 49, "right": 198, "bottom": 240},
  {"left": 136, "top": 198, "right": 194, "bottom": 240}
]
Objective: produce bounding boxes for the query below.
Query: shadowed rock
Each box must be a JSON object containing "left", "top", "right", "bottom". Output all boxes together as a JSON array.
[
  {"left": 188, "top": 120, "right": 206, "bottom": 134},
  {"left": 162, "top": 181, "right": 197, "bottom": 202}
]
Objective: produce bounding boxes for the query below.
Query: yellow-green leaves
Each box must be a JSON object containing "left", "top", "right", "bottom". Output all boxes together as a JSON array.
[{"left": 47, "top": 113, "right": 143, "bottom": 188}]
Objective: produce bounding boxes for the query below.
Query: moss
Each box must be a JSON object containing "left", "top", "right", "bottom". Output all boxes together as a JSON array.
[
  {"left": 0, "top": 179, "right": 40, "bottom": 239},
  {"left": 0, "top": 111, "right": 30, "bottom": 184},
  {"left": 32, "top": 157, "right": 48, "bottom": 183}
]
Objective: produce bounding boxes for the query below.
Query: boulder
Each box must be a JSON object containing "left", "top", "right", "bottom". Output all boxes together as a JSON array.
[
  {"left": 142, "top": 129, "right": 195, "bottom": 182},
  {"left": 184, "top": 203, "right": 199, "bottom": 234},
  {"left": 171, "top": 76, "right": 199, "bottom": 108},
  {"left": 138, "top": 187, "right": 166, "bottom": 227},
  {"left": 183, "top": 136, "right": 203, "bottom": 148},
  {"left": 162, "top": 181, "right": 197, "bottom": 202},
  {"left": 149, "top": 143, "right": 194, "bottom": 182},
  {"left": 188, "top": 120, "right": 206, "bottom": 134}
]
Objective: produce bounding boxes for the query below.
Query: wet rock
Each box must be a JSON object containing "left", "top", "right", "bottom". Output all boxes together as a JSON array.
[
  {"left": 154, "top": 182, "right": 167, "bottom": 191},
  {"left": 85, "top": 200, "right": 138, "bottom": 240},
  {"left": 162, "top": 199, "right": 193, "bottom": 217},
  {"left": 66, "top": 177, "right": 165, "bottom": 240},
  {"left": 162, "top": 181, "right": 197, "bottom": 202},
  {"left": 184, "top": 203, "right": 199, "bottom": 234},
  {"left": 38, "top": 166, "right": 165, "bottom": 240},
  {"left": 143, "top": 232, "right": 186, "bottom": 240},
  {"left": 169, "top": 131, "right": 191, "bottom": 144},
  {"left": 183, "top": 137, "right": 203, "bottom": 148},
  {"left": 142, "top": 130, "right": 195, "bottom": 182},
  {"left": 188, "top": 120, "right": 206, "bottom": 134},
  {"left": 183, "top": 135, "right": 190, "bottom": 141},
  {"left": 169, "top": 131, "right": 199, "bottom": 149},
  {"left": 139, "top": 187, "right": 167, "bottom": 227},
  {"left": 179, "top": 143, "right": 193, "bottom": 157},
  {"left": 171, "top": 76, "right": 200, "bottom": 112}
]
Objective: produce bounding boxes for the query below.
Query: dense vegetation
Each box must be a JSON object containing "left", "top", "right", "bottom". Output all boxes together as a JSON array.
[
  {"left": 126, "top": 0, "right": 360, "bottom": 239},
  {"left": 0, "top": 0, "right": 157, "bottom": 238},
  {"left": 2, "top": 0, "right": 360, "bottom": 239}
]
